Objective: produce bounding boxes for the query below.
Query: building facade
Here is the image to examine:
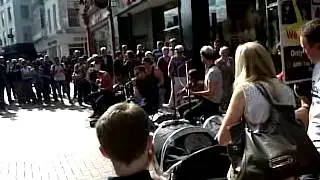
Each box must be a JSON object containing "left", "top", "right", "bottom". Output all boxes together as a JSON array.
[
  {"left": 0, "top": 0, "right": 33, "bottom": 47},
  {"left": 87, "top": 3, "right": 113, "bottom": 54},
  {"left": 115, "top": 0, "right": 178, "bottom": 51},
  {"left": 113, "top": 0, "right": 273, "bottom": 69},
  {"left": 32, "top": 0, "right": 87, "bottom": 58}
]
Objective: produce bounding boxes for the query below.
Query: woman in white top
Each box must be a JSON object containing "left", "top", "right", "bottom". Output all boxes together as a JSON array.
[{"left": 216, "top": 42, "right": 296, "bottom": 179}]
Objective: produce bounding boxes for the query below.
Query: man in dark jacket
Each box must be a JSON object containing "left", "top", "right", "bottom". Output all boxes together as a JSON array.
[{"left": 100, "top": 47, "right": 114, "bottom": 76}]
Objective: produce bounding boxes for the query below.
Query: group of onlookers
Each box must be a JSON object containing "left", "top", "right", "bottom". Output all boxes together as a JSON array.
[
  {"left": 0, "top": 55, "right": 77, "bottom": 109},
  {"left": 95, "top": 19, "right": 320, "bottom": 180}
]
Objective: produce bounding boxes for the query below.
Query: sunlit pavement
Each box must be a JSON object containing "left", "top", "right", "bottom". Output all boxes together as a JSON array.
[{"left": 0, "top": 103, "right": 115, "bottom": 180}]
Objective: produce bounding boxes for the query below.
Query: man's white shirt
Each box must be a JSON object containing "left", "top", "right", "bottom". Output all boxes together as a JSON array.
[{"left": 309, "top": 63, "right": 320, "bottom": 152}]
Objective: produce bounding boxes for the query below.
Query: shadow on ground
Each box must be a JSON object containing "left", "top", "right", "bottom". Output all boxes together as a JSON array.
[{"left": 0, "top": 102, "right": 91, "bottom": 120}]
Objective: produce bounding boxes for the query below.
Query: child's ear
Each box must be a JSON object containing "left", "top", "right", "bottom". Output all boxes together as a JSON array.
[{"left": 99, "top": 146, "right": 110, "bottom": 159}]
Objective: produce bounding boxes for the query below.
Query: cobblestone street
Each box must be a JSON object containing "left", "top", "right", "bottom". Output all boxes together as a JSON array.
[{"left": 0, "top": 104, "right": 115, "bottom": 180}]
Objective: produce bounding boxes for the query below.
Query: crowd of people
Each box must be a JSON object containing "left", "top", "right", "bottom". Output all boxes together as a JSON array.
[
  {"left": 0, "top": 37, "right": 234, "bottom": 123},
  {"left": 95, "top": 19, "right": 320, "bottom": 180},
  {"left": 1, "top": 18, "right": 320, "bottom": 179}
]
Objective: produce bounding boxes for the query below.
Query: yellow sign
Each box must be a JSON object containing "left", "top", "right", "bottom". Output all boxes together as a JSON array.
[{"left": 282, "top": 0, "right": 307, "bottom": 44}]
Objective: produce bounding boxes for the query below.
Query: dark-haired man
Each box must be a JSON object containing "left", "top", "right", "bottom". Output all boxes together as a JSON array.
[
  {"left": 300, "top": 18, "right": 320, "bottom": 180},
  {"left": 132, "top": 65, "right": 159, "bottom": 115}
]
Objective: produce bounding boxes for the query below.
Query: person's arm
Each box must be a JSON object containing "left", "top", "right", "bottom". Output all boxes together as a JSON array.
[
  {"left": 191, "top": 69, "right": 220, "bottom": 97},
  {"left": 50, "top": 65, "right": 54, "bottom": 74},
  {"left": 156, "top": 57, "right": 162, "bottom": 70},
  {"left": 191, "top": 81, "right": 217, "bottom": 97},
  {"left": 217, "top": 88, "right": 245, "bottom": 145},
  {"left": 155, "top": 68, "right": 164, "bottom": 87},
  {"left": 295, "top": 107, "right": 309, "bottom": 128},
  {"left": 168, "top": 57, "right": 174, "bottom": 78},
  {"left": 74, "top": 64, "right": 79, "bottom": 73},
  {"left": 309, "top": 105, "right": 314, "bottom": 128}
]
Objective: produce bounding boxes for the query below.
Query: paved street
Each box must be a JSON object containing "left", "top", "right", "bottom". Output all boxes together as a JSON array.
[{"left": 0, "top": 103, "right": 115, "bottom": 180}]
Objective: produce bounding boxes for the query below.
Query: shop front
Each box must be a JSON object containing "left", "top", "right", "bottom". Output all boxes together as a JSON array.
[
  {"left": 43, "top": 34, "right": 86, "bottom": 58},
  {"left": 116, "top": 0, "right": 178, "bottom": 50},
  {"left": 89, "top": 7, "right": 112, "bottom": 54},
  {"left": 204, "top": 0, "right": 314, "bottom": 83}
]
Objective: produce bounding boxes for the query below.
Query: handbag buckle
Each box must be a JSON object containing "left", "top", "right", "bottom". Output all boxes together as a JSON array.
[{"left": 269, "top": 155, "right": 294, "bottom": 169}]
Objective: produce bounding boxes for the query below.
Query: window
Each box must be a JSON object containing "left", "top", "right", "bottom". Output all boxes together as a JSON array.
[
  {"left": 40, "top": 9, "right": 45, "bottom": 29},
  {"left": 7, "top": 7, "right": 11, "bottom": 22},
  {"left": 1, "top": 12, "right": 4, "bottom": 27},
  {"left": 164, "top": 8, "right": 179, "bottom": 29},
  {"left": 209, "top": 0, "right": 263, "bottom": 52},
  {"left": 47, "top": 9, "right": 51, "bottom": 33},
  {"left": 67, "top": 8, "right": 80, "bottom": 27},
  {"left": 53, "top": 4, "right": 57, "bottom": 30},
  {"left": 21, "top": 5, "right": 29, "bottom": 19},
  {"left": 9, "top": 28, "right": 13, "bottom": 43},
  {"left": 23, "top": 26, "right": 31, "bottom": 42}
]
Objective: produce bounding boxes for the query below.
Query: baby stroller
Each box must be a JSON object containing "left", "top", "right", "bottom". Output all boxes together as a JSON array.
[{"left": 153, "top": 120, "right": 230, "bottom": 179}]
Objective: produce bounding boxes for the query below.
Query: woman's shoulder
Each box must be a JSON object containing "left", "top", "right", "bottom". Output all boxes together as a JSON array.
[{"left": 241, "top": 80, "right": 295, "bottom": 106}]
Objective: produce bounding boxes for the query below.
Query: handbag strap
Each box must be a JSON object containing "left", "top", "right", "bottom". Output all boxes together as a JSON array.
[{"left": 255, "top": 83, "right": 275, "bottom": 106}]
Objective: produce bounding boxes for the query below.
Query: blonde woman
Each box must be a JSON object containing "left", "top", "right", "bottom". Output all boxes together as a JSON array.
[{"left": 216, "top": 42, "right": 296, "bottom": 179}]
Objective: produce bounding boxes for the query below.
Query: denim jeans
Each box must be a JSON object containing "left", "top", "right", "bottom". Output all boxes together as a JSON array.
[{"left": 54, "top": 80, "right": 71, "bottom": 101}]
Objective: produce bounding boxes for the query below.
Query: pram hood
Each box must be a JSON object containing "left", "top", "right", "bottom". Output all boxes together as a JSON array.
[{"left": 152, "top": 120, "right": 216, "bottom": 175}]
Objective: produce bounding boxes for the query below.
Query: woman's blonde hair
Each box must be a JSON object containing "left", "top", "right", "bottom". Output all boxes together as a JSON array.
[{"left": 234, "top": 42, "right": 276, "bottom": 88}]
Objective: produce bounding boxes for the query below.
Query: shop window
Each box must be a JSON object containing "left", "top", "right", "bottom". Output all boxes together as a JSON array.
[
  {"left": 267, "top": 4, "right": 280, "bottom": 54},
  {"left": 68, "top": 8, "right": 80, "bottom": 27},
  {"left": 164, "top": 7, "right": 180, "bottom": 42},
  {"left": 164, "top": 7, "right": 179, "bottom": 29},
  {"left": 209, "top": 0, "right": 264, "bottom": 54}
]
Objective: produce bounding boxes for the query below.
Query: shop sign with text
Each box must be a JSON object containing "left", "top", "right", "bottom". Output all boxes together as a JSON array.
[{"left": 278, "top": 0, "right": 313, "bottom": 83}]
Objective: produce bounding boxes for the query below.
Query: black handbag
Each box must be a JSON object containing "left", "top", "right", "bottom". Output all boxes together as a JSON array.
[{"left": 227, "top": 83, "right": 320, "bottom": 180}]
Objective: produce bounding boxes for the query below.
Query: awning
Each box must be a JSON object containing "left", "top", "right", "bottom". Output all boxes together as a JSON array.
[
  {"left": 116, "top": 0, "right": 147, "bottom": 17},
  {"left": 116, "top": 0, "right": 173, "bottom": 17}
]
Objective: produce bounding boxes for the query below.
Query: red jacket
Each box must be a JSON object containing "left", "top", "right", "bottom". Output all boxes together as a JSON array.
[{"left": 97, "top": 71, "right": 113, "bottom": 92}]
